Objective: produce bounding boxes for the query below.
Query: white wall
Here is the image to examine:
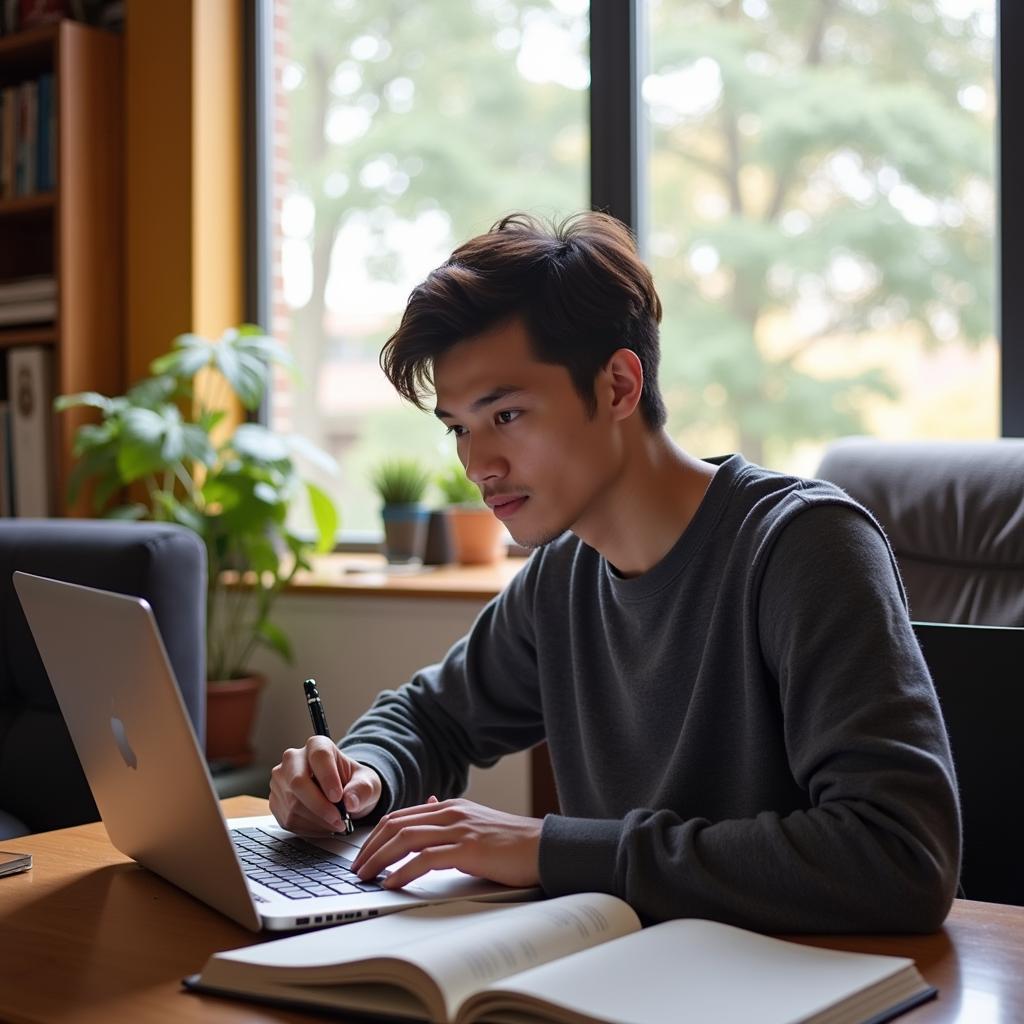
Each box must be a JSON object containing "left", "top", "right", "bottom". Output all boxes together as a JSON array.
[{"left": 247, "top": 592, "right": 531, "bottom": 816}]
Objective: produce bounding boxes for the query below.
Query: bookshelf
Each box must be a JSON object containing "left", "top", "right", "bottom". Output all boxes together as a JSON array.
[{"left": 0, "top": 21, "right": 123, "bottom": 517}]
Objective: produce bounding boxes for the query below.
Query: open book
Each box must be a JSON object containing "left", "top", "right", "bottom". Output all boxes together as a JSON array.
[{"left": 186, "top": 893, "right": 935, "bottom": 1024}]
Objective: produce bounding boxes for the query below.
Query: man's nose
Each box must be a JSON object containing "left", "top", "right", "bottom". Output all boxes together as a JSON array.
[{"left": 464, "top": 436, "right": 507, "bottom": 485}]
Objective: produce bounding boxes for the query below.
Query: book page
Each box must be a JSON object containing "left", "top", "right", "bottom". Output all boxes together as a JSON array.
[
  {"left": 209, "top": 900, "right": 502, "bottom": 973},
  {"left": 202, "top": 894, "right": 639, "bottom": 1022},
  {"left": 202, "top": 902, "right": 508, "bottom": 1022},
  {"left": 400, "top": 893, "right": 640, "bottom": 1020},
  {"left": 461, "top": 919, "right": 925, "bottom": 1024}
]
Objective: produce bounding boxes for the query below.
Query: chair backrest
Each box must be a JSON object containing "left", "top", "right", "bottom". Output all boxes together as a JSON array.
[
  {"left": 0, "top": 519, "right": 205, "bottom": 837},
  {"left": 817, "top": 438, "right": 1024, "bottom": 906},
  {"left": 817, "top": 437, "right": 1024, "bottom": 626}
]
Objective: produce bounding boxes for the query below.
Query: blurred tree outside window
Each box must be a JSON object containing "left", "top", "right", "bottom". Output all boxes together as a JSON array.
[
  {"left": 268, "top": 0, "right": 590, "bottom": 533},
  {"left": 267, "top": 0, "right": 995, "bottom": 536},
  {"left": 646, "top": 0, "right": 996, "bottom": 473}
]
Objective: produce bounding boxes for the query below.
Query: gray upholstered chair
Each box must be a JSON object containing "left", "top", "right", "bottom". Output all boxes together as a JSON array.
[
  {"left": 816, "top": 437, "right": 1024, "bottom": 906},
  {"left": 0, "top": 519, "right": 205, "bottom": 839},
  {"left": 816, "top": 437, "right": 1024, "bottom": 626}
]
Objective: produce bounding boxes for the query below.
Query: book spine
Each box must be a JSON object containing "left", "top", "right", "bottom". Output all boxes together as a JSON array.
[
  {"left": 0, "top": 354, "right": 9, "bottom": 517},
  {"left": 15, "top": 82, "right": 24, "bottom": 195},
  {"left": 2, "top": 85, "right": 15, "bottom": 199},
  {"left": 0, "top": 401, "right": 11, "bottom": 518},
  {"left": 37, "top": 73, "right": 51, "bottom": 193},
  {"left": 0, "top": 90, "right": 6, "bottom": 199},
  {"left": 24, "top": 79, "right": 37, "bottom": 195},
  {"left": 7, "top": 346, "right": 55, "bottom": 517}
]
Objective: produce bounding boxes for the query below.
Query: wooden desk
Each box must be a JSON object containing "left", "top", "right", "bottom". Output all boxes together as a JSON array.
[{"left": 0, "top": 796, "right": 1021, "bottom": 1023}]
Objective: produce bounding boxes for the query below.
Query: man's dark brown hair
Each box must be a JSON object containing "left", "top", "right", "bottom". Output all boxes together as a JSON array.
[{"left": 379, "top": 211, "right": 667, "bottom": 429}]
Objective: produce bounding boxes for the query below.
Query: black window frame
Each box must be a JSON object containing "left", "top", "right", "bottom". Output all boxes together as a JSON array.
[{"left": 998, "top": 1, "right": 1021, "bottom": 435}]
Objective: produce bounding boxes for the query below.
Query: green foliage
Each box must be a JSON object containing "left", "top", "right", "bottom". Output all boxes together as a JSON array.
[
  {"left": 370, "top": 457, "right": 431, "bottom": 505},
  {"left": 645, "top": 0, "right": 994, "bottom": 461},
  {"left": 55, "top": 326, "right": 340, "bottom": 680},
  {"left": 436, "top": 461, "right": 482, "bottom": 506}
]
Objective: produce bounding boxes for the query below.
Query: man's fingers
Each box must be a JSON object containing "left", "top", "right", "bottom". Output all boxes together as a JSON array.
[
  {"left": 351, "top": 804, "right": 450, "bottom": 872},
  {"left": 307, "top": 738, "right": 346, "bottom": 803},
  {"left": 381, "top": 845, "right": 461, "bottom": 889},
  {"left": 355, "top": 823, "right": 460, "bottom": 880},
  {"left": 341, "top": 768, "right": 379, "bottom": 816},
  {"left": 270, "top": 744, "right": 382, "bottom": 835},
  {"left": 291, "top": 773, "right": 348, "bottom": 831},
  {"left": 283, "top": 802, "right": 338, "bottom": 836}
]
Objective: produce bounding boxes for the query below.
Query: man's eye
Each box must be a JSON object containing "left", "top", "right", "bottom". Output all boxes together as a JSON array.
[
  {"left": 496, "top": 410, "right": 521, "bottom": 425},
  {"left": 445, "top": 424, "right": 467, "bottom": 437}
]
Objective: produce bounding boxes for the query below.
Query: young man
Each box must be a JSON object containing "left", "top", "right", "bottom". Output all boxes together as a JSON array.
[{"left": 270, "top": 212, "right": 960, "bottom": 932}]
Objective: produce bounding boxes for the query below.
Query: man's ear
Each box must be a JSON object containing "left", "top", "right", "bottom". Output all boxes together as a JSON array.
[{"left": 600, "top": 348, "right": 644, "bottom": 422}]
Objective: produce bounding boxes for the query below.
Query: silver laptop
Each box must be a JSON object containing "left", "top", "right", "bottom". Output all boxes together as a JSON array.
[{"left": 14, "top": 571, "right": 535, "bottom": 931}]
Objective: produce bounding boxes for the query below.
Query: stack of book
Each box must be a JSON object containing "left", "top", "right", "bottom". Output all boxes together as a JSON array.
[
  {"left": 0, "top": 275, "right": 56, "bottom": 327},
  {"left": 0, "top": 72, "right": 56, "bottom": 198}
]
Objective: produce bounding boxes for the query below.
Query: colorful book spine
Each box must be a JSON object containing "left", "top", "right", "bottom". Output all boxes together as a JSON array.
[
  {"left": 37, "top": 73, "right": 53, "bottom": 192},
  {"left": 0, "top": 73, "right": 54, "bottom": 198}
]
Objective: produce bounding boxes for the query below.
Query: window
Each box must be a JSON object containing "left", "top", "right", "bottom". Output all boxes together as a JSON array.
[
  {"left": 255, "top": 0, "right": 1004, "bottom": 538},
  {"left": 265, "top": 0, "right": 589, "bottom": 533},
  {"left": 645, "top": 0, "right": 996, "bottom": 474}
]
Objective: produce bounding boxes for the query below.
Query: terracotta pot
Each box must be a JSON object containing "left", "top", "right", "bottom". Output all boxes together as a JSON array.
[
  {"left": 205, "top": 673, "right": 265, "bottom": 769},
  {"left": 446, "top": 505, "right": 507, "bottom": 565}
]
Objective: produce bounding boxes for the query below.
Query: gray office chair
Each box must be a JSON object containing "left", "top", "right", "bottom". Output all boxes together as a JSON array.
[
  {"left": 817, "top": 437, "right": 1024, "bottom": 905},
  {"left": 816, "top": 437, "right": 1024, "bottom": 627},
  {"left": 0, "top": 519, "right": 206, "bottom": 839}
]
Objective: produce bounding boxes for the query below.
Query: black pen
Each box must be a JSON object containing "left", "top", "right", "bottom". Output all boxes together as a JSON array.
[{"left": 303, "top": 678, "right": 355, "bottom": 835}]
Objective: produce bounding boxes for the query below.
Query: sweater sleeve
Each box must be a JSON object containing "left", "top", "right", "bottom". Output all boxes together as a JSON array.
[
  {"left": 339, "top": 553, "right": 545, "bottom": 820},
  {"left": 539, "top": 502, "right": 962, "bottom": 933}
]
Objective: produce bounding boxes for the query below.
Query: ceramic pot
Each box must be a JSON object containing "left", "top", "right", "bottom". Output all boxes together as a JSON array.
[
  {"left": 446, "top": 505, "right": 507, "bottom": 565},
  {"left": 205, "top": 673, "right": 265, "bottom": 769},
  {"left": 381, "top": 503, "right": 429, "bottom": 564}
]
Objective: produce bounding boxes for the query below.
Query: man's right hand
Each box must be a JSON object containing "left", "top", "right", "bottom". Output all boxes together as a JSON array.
[{"left": 269, "top": 737, "right": 382, "bottom": 835}]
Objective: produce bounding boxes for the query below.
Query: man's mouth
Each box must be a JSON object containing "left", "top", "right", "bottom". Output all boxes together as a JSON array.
[{"left": 486, "top": 495, "right": 529, "bottom": 521}]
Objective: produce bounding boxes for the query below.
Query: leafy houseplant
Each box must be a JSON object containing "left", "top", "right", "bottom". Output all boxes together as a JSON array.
[
  {"left": 436, "top": 461, "right": 484, "bottom": 506},
  {"left": 436, "top": 461, "right": 506, "bottom": 565},
  {"left": 371, "top": 457, "right": 432, "bottom": 564},
  {"left": 55, "top": 327, "right": 340, "bottom": 764}
]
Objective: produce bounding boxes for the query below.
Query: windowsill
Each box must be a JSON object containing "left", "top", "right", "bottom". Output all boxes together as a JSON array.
[{"left": 286, "top": 552, "right": 525, "bottom": 601}]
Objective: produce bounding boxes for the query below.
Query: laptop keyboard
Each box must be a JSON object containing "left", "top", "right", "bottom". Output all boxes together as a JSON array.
[{"left": 232, "top": 827, "right": 386, "bottom": 901}]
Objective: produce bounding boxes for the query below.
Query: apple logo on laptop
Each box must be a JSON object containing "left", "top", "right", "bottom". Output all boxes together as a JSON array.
[{"left": 110, "top": 714, "right": 138, "bottom": 770}]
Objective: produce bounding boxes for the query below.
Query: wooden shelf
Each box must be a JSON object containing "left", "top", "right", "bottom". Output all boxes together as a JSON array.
[
  {"left": 292, "top": 553, "right": 525, "bottom": 601},
  {"left": 0, "top": 326, "right": 56, "bottom": 348},
  {"left": 0, "top": 23, "right": 59, "bottom": 54},
  {"left": 0, "top": 20, "right": 123, "bottom": 518},
  {"left": 221, "top": 553, "right": 528, "bottom": 602},
  {"left": 0, "top": 24, "right": 59, "bottom": 78},
  {"left": 0, "top": 193, "right": 56, "bottom": 218}
]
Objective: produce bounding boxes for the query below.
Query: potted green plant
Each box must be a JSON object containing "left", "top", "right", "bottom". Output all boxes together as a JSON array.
[
  {"left": 371, "top": 457, "right": 432, "bottom": 564},
  {"left": 436, "top": 461, "right": 507, "bottom": 565},
  {"left": 55, "top": 325, "right": 339, "bottom": 767}
]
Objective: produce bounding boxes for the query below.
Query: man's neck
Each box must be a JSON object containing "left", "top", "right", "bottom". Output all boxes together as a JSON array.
[{"left": 574, "top": 432, "right": 719, "bottom": 578}]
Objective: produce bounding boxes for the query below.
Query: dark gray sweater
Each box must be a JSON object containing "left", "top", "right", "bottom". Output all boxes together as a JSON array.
[{"left": 341, "top": 455, "right": 961, "bottom": 933}]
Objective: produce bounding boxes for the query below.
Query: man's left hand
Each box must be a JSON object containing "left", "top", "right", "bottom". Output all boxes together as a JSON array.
[{"left": 350, "top": 796, "right": 543, "bottom": 889}]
